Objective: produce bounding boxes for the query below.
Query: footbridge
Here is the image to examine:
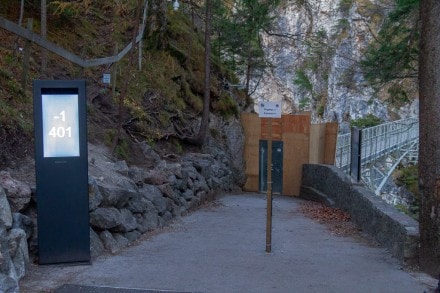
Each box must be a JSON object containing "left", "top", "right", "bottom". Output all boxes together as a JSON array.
[{"left": 334, "top": 117, "right": 419, "bottom": 195}]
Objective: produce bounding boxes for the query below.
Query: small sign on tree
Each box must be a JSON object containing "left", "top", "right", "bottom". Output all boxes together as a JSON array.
[{"left": 102, "top": 73, "right": 111, "bottom": 84}]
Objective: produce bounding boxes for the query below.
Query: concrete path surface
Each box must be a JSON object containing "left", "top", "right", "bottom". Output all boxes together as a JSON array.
[{"left": 19, "top": 193, "right": 436, "bottom": 293}]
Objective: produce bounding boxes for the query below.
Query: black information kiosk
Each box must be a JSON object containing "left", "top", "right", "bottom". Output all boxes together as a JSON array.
[{"left": 33, "top": 80, "right": 90, "bottom": 265}]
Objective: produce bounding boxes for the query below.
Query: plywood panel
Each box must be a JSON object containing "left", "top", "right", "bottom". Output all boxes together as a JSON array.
[
  {"left": 324, "top": 122, "right": 339, "bottom": 165},
  {"left": 241, "top": 113, "right": 261, "bottom": 192},
  {"left": 310, "top": 124, "right": 326, "bottom": 164},
  {"left": 282, "top": 115, "right": 311, "bottom": 134},
  {"left": 261, "top": 118, "right": 282, "bottom": 140},
  {"left": 283, "top": 132, "right": 310, "bottom": 196}
]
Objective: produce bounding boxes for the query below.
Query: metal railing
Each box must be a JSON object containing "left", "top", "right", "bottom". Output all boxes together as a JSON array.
[
  {"left": 335, "top": 117, "right": 419, "bottom": 194},
  {"left": 334, "top": 132, "right": 351, "bottom": 173},
  {"left": 360, "top": 117, "right": 418, "bottom": 165}
]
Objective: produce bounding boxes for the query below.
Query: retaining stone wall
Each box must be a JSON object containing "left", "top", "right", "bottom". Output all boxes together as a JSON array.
[{"left": 300, "top": 164, "right": 419, "bottom": 264}]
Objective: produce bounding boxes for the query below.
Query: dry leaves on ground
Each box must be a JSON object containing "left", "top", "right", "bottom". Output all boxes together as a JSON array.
[{"left": 299, "top": 201, "right": 361, "bottom": 237}]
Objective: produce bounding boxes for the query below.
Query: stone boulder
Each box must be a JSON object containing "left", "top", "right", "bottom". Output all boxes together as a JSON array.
[
  {"left": 88, "top": 177, "right": 103, "bottom": 211},
  {"left": 138, "top": 142, "right": 162, "bottom": 164},
  {"left": 99, "top": 230, "right": 129, "bottom": 254},
  {"left": 12, "top": 213, "right": 33, "bottom": 240},
  {"left": 140, "top": 185, "right": 168, "bottom": 215},
  {"left": 142, "top": 169, "right": 170, "bottom": 186},
  {"left": 0, "top": 187, "right": 29, "bottom": 293},
  {"left": 90, "top": 228, "right": 104, "bottom": 258},
  {"left": 90, "top": 207, "right": 123, "bottom": 230},
  {"left": 96, "top": 181, "right": 138, "bottom": 208},
  {"left": 0, "top": 171, "right": 31, "bottom": 212},
  {"left": 112, "top": 209, "right": 137, "bottom": 233},
  {"left": 6, "top": 228, "right": 29, "bottom": 279},
  {"left": 0, "top": 187, "right": 12, "bottom": 229}
]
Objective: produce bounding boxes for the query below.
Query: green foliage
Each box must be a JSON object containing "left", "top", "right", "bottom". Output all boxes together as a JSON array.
[
  {"left": 104, "top": 129, "right": 129, "bottom": 160},
  {"left": 338, "top": 66, "right": 357, "bottom": 90},
  {"left": 333, "top": 18, "right": 351, "bottom": 44},
  {"left": 173, "top": 138, "right": 183, "bottom": 154},
  {"left": 295, "top": 26, "right": 333, "bottom": 114},
  {"left": 395, "top": 204, "right": 417, "bottom": 220},
  {"left": 317, "top": 104, "right": 325, "bottom": 117},
  {"left": 158, "top": 111, "right": 172, "bottom": 128},
  {"left": 361, "top": 0, "right": 419, "bottom": 85},
  {"left": 140, "top": 50, "right": 185, "bottom": 109},
  {"left": 301, "top": 27, "right": 333, "bottom": 106},
  {"left": 0, "top": 68, "right": 11, "bottom": 80},
  {"left": 394, "top": 164, "right": 419, "bottom": 219},
  {"left": 0, "top": 53, "right": 32, "bottom": 137},
  {"left": 0, "top": 99, "right": 32, "bottom": 135},
  {"left": 213, "top": 93, "right": 238, "bottom": 118},
  {"left": 304, "top": 28, "right": 332, "bottom": 72},
  {"left": 3, "top": 54, "right": 16, "bottom": 66},
  {"left": 339, "top": 0, "right": 353, "bottom": 14},
  {"left": 299, "top": 97, "right": 310, "bottom": 111},
  {"left": 48, "top": 1, "right": 91, "bottom": 19},
  {"left": 396, "top": 165, "right": 419, "bottom": 195},
  {"left": 335, "top": 18, "right": 350, "bottom": 32},
  {"left": 183, "top": 83, "right": 204, "bottom": 113},
  {"left": 387, "top": 83, "right": 410, "bottom": 104},
  {"left": 350, "top": 114, "right": 382, "bottom": 128},
  {"left": 294, "top": 69, "right": 313, "bottom": 93},
  {"left": 211, "top": 0, "right": 281, "bottom": 88},
  {"left": 210, "top": 128, "right": 220, "bottom": 139}
]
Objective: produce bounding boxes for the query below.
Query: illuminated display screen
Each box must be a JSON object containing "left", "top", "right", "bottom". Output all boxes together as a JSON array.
[{"left": 42, "top": 94, "right": 80, "bottom": 157}]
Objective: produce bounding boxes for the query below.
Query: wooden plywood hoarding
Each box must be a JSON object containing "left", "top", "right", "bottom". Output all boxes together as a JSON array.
[
  {"left": 241, "top": 113, "right": 337, "bottom": 196},
  {"left": 310, "top": 122, "right": 339, "bottom": 165},
  {"left": 323, "top": 122, "right": 338, "bottom": 165},
  {"left": 282, "top": 115, "right": 310, "bottom": 196},
  {"left": 310, "top": 124, "right": 326, "bottom": 164},
  {"left": 241, "top": 113, "right": 261, "bottom": 191}
]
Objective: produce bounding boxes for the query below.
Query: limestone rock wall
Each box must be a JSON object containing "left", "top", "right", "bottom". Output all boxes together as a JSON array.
[{"left": 250, "top": 0, "right": 419, "bottom": 132}]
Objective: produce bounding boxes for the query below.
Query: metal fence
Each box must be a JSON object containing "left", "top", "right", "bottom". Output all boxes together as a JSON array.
[
  {"left": 334, "top": 132, "right": 351, "bottom": 173},
  {"left": 334, "top": 118, "right": 419, "bottom": 193}
]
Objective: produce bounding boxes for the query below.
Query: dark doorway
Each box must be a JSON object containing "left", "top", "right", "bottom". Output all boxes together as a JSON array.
[{"left": 259, "top": 140, "right": 283, "bottom": 194}]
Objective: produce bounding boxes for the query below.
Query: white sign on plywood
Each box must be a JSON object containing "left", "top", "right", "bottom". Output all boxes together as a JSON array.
[{"left": 258, "top": 101, "right": 281, "bottom": 118}]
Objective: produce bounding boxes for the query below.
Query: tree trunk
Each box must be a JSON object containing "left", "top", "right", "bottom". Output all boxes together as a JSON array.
[
  {"left": 186, "top": 0, "right": 211, "bottom": 146},
  {"left": 41, "top": 0, "right": 47, "bottom": 76},
  {"left": 198, "top": 0, "right": 212, "bottom": 145},
  {"left": 18, "top": 0, "right": 24, "bottom": 26},
  {"left": 245, "top": 44, "right": 252, "bottom": 95},
  {"left": 418, "top": 0, "right": 440, "bottom": 276},
  {"left": 111, "top": 0, "right": 143, "bottom": 155},
  {"left": 14, "top": 0, "right": 25, "bottom": 56},
  {"left": 153, "top": 0, "right": 168, "bottom": 49}
]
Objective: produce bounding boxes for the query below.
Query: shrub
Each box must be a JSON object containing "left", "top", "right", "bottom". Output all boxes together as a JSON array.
[{"left": 350, "top": 114, "right": 382, "bottom": 128}]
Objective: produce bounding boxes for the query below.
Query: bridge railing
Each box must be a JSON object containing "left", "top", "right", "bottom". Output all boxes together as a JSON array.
[
  {"left": 334, "top": 132, "right": 351, "bottom": 173},
  {"left": 334, "top": 117, "right": 419, "bottom": 178},
  {"left": 360, "top": 117, "right": 419, "bottom": 166}
]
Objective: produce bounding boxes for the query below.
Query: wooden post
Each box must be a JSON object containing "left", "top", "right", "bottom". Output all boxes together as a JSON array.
[
  {"left": 266, "top": 118, "right": 273, "bottom": 253},
  {"left": 41, "top": 0, "right": 47, "bottom": 76},
  {"left": 350, "top": 127, "right": 362, "bottom": 182},
  {"left": 112, "top": 44, "right": 118, "bottom": 99},
  {"left": 21, "top": 18, "right": 32, "bottom": 90},
  {"left": 138, "top": 23, "right": 142, "bottom": 71}
]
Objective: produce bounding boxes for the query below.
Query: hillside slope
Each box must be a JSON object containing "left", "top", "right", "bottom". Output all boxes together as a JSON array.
[{"left": 0, "top": 0, "right": 247, "bottom": 169}]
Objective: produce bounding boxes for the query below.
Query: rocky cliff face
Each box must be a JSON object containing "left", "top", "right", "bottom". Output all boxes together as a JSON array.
[{"left": 251, "top": 0, "right": 419, "bottom": 133}]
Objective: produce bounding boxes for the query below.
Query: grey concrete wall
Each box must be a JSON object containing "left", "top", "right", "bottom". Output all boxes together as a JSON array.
[{"left": 300, "top": 164, "right": 419, "bottom": 264}]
